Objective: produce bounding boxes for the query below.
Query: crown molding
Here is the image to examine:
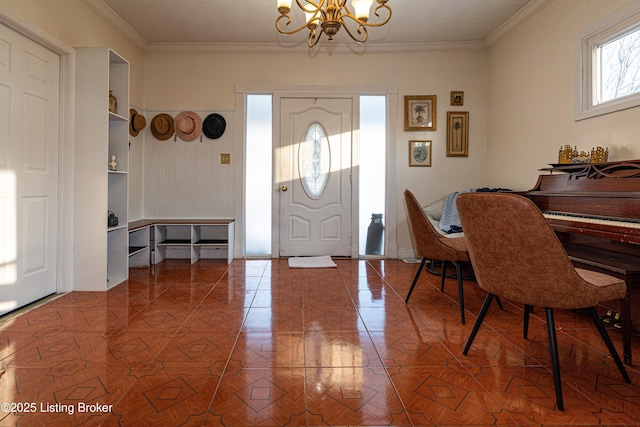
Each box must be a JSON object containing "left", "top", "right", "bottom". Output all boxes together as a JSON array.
[
  {"left": 82, "top": 0, "right": 546, "bottom": 54},
  {"left": 80, "top": 0, "right": 148, "bottom": 50},
  {"left": 143, "top": 40, "right": 487, "bottom": 55},
  {"left": 485, "top": 0, "right": 554, "bottom": 46}
]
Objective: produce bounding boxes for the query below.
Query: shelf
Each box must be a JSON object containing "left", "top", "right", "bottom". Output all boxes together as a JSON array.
[
  {"left": 129, "top": 246, "right": 146, "bottom": 255},
  {"left": 109, "top": 111, "right": 127, "bottom": 121},
  {"left": 149, "top": 220, "right": 235, "bottom": 264},
  {"left": 194, "top": 239, "right": 228, "bottom": 245},
  {"left": 158, "top": 239, "right": 191, "bottom": 245}
]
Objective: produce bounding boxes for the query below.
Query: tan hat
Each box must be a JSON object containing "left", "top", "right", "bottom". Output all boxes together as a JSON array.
[
  {"left": 129, "top": 108, "right": 147, "bottom": 137},
  {"left": 150, "top": 113, "right": 175, "bottom": 140},
  {"left": 174, "top": 111, "right": 202, "bottom": 141}
]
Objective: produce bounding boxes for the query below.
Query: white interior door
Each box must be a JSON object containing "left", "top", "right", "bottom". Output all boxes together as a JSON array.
[
  {"left": 0, "top": 23, "right": 59, "bottom": 314},
  {"left": 279, "top": 97, "right": 352, "bottom": 257}
]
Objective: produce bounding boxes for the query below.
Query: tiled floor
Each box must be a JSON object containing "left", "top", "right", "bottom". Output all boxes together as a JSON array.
[{"left": 1, "top": 258, "right": 640, "bottom": 426}]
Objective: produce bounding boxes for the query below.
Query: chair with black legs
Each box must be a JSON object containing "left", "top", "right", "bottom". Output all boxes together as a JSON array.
[
  {"left": 456, "top": 192, "right": 631, "bottom": 411},
  {"left": 403, "top": 189, "right": 470, "bottom": 324}
]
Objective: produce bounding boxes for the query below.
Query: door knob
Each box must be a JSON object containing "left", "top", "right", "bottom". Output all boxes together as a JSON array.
[{"left": 280, "top": 185, "right": 288, "bottom": 192}]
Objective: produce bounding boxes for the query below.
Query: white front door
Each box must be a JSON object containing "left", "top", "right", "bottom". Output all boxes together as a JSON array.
[
  {"left": 0, "top": 23, "right": 59, "bottom": 314},
  {"left": 279, "top": 97, "right": 352, "bottom": 257}
]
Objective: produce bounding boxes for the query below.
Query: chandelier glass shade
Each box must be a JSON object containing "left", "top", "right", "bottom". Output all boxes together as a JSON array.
[{"left": 276, "top": 0, "right": 392, "bottom": 47}]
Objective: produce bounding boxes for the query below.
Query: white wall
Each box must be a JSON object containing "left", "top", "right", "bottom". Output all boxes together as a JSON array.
[
  {"left": 486, "top": 0, "right": 639, "bottom": 191},
  {"left": 143, "top": 48, "right": 489, "bottom": 257}
]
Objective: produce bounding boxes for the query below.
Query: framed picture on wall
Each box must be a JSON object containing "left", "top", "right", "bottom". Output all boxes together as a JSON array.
[
  {"left": 450, "top": 91, "right": 464, "bottom": 106},
  {"left": 446, "top": 111, "right": 469, "bottom": 157},
  {"left": 409, "top": 140, "right": 432, "bottom": 166},
  {"left": 404, "top": 95, "right": 436, "bottom": 131}
]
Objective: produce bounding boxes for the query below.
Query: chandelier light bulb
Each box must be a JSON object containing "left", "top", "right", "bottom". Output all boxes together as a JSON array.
[
  {"left": 277, "top": 0, "right": 292, "bottom": 13},
  {"left": 303, "top": 3, "right": 319, "bottom": 27},
  {"left": 352, "top": 0, "right": 374, "bottom": 21}
]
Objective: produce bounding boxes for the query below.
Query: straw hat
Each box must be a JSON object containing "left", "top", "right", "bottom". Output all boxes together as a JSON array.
[
  {"left": 150, "top": 113, "right": 174, "bottom": 140},
  {"left": 129, "top": 108, "right": 147, "bottom": 137},
  {"left": 174, "top": 111, "right": 202, "bottom": 141}
]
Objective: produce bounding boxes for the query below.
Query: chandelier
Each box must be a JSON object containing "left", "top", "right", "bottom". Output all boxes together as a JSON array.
[{"left": 276, "top": 0, "right": 392, "bottom": 48}]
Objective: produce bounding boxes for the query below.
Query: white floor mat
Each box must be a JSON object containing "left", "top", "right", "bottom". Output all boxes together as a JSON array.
[{"left": 288, "top": 255, "right": 337, "bottom": 268}]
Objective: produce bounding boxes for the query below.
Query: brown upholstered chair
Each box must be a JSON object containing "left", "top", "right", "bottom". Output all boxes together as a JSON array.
[
  {"left": 404, "top": 189, "right": 470, "bottom": 324},
  {"left": 456, "top": 192, "right": 630, "bottom": 411}
]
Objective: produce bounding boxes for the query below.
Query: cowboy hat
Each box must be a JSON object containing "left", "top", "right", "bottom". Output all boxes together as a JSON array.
[
  {"left": 202, "top": 113, "right": 226, "bottom": 139},
  {"left": 150, "top": 113, "right": 175, "bottom": 140},
  {"left": 129, "top": 108, "right": 147, "bottom": 137},
  {"left": 174, "top": 111, "right": 202, "bottom": 141}
]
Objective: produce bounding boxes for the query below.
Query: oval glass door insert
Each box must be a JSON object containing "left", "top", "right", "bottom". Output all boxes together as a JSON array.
[{"left": 299, "top": 122, "right": 331, "bottom": 199}]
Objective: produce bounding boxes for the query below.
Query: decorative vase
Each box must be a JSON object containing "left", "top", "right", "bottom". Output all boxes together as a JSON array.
[
  {"left": 109, "top": 90, "right": 117, "bottom": 114},
  {"left": 365, "top": 213, "right": 384, "bottom": 255}
]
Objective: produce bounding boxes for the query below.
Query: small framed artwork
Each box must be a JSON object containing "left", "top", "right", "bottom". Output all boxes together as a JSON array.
[
  {"left": 450, "top": 91, "right": 464, "bottom": 106},
  {"left": 404, "top": 95, "right": 436, "bottom": 131},
  {"left": 409, "top": 140, "right": 432, "bottom": 166},
  {"left": 446, "top": 111, "right": 469, "bottom": 157}
]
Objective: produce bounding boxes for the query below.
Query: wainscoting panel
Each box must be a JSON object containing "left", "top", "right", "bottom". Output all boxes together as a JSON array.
[{"left": 141, "top": 109, "right": 236, "bottom": 219}]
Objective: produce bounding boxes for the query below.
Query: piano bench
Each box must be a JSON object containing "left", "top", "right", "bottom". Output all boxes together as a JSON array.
[{"left": 567, "top": 244, "right": 640, "bottom": 366}]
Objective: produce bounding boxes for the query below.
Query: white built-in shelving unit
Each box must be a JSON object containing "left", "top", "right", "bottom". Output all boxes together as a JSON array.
[
  {"left": 154, "top": 221, "right": 235, "bottom": 264},
  {"left": 74, "top": 48, "right": 129, "bottom": 291},
  {"left": 127, "top": 220, "right": 234, "bottom": 267}
]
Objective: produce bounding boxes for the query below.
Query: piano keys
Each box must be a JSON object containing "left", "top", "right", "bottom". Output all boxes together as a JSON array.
[
  {"left": 542, "top": 212, "right": 640, "bottom": 230},
  {"left": 522, "top": 159, "right": 640, "bottom": 365}
]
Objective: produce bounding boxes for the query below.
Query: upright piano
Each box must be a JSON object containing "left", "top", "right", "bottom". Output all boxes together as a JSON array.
[{"left": 523, "top": 159, "right": 640, "bottom": 364}]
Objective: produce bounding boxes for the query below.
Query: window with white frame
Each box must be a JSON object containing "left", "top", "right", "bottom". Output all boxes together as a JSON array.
[{"left": 576, "top": 4, "right": 640, "bottom": 120}]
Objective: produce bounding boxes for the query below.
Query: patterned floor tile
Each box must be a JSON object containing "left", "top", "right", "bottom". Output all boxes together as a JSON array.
[
  {"left": 229, "top": 331, "right": 305, "bottom": 369},
  {"left": 243, "top": 306, "right": 303, "bottom": 332},
  {"left": 305, "top": 331, "right": 383, "bottom": 368},
  {"left": 0, "top": 259, "right": 638, "bottom": 426},
  {"left": 155, "top": 329, "right": 237, "bottom": 369},
  {"left": 104, "top": 367, "right": 222, "bottom": 426},
  {"left": 468, "top": 365, "right": 633, "bottom": 425},
  {"left": 305, "top": 366, "right": 411, "bottom": 426},
  {"left": 368, "top": 329, "right": 460, "bottom": 368},
  {"left": 207, "top": 367, "right": 306, "bottom": 426},
  {"left": 303, "top": 305, "right": 366, "bottom": 332},
  {"left": 387, "top": 365, "right": 516, "bottom": 426}
]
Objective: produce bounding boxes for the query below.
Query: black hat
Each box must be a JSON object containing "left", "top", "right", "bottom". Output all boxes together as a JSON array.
[{"left": 202, "top": 113, "right": 226, "bottom": 139}]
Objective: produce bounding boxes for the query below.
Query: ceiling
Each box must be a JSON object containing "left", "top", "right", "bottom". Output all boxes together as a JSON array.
[{"left": 94, "top": 0, "right": 540, "bottom": 51}]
